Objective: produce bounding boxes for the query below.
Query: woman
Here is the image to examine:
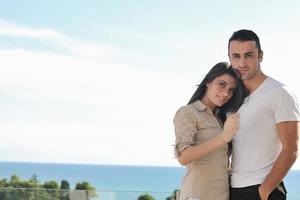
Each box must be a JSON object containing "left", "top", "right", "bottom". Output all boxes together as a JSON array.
[{"left": 174, "top": 62, "right": 248, "bottom": 200}]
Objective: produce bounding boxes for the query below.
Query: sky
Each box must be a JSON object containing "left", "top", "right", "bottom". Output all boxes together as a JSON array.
[{"left": 1, "top": 0, "right": 300, "bottom": 169}]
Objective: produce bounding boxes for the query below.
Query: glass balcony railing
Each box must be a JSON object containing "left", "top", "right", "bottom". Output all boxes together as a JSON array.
[{"left": 0, "top": 187, "right": 179, "bottom": 200}]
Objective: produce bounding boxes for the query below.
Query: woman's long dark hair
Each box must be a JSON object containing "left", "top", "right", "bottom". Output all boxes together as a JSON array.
[{"left": 188, "top": 62, "right": 248, "bottom": 123}]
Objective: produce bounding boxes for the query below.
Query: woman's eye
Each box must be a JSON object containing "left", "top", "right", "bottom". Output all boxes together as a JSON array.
[{"left": 218, "top": 81, "right": 226, "bottom": 87}]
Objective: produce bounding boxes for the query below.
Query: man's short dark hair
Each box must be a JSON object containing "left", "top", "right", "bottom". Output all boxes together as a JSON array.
[{"left": 228, "top": 29, "right": 262, "bottom": 54}]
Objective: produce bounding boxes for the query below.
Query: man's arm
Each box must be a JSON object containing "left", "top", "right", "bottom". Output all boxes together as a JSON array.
[{"left": 259, "top": 121, "right": 299, "bottom": 200}]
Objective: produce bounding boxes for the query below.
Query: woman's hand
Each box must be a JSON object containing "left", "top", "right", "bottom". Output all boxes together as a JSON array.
[{"left": 221, "top": 113, "right": 240, "bottom": 143}]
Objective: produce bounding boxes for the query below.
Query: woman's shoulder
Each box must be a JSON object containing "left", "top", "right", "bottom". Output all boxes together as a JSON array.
[
  {"left": 174, "top": 101, "right": 206, "bottom": 120},
  {"left": 175, "top": 104, "right": 194, "bottom": 117}
]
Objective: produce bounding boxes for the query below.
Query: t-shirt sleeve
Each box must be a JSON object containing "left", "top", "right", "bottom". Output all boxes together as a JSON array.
[
  {"left": 273, "top": 87, "right": 300, "bottom": 123},
  {"left": 173, "top": 106, "right": 197, "bottom": 157}
]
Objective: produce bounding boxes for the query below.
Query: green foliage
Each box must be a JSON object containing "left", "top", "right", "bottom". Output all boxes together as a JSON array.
[
  {"left": 60, "top": 180, "right": 70, "bottom": 190},
  {"left": 137, "top": 193, "right": 155, "bottom": 200},
  {"left": 29, "top": 175, "right": 39, "bottom": 187},
  {"left": 43, "top": 181, "right": 59, "bottom": 189},
  {"left": 75, "top": 181, "right": 97, "bottom": 199},
  {"left": 166, "top": 189, "right": 179, "bottom": 200},
  {"left": 60, "top": 180, "right": 70, "bottom": 200},
  {"left": 0, "top": 175, "right": 178, "bottom": 200},
  {"left": 0, "top": 175, "right": 97, "bottom": 200},
  {"left": 0, "top": 179, "right": 9, "bottom": 187},
  {"left": 75, "top": 181, "right": 92, "bottom": 190}
]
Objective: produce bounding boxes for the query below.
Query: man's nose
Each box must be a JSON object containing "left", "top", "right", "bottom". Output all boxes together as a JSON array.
[{"left": 239, "top": 58, "right": 247, "bottom": 67}]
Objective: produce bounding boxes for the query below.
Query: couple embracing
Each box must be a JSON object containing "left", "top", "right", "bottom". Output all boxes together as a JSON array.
[{"left": 174, "top": 29, "right": 299, "bottom": 200}]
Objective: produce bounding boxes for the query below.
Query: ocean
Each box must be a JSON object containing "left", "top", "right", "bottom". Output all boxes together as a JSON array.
[{"left": 0, "top": 161, "right": 299, "bottom": 200}]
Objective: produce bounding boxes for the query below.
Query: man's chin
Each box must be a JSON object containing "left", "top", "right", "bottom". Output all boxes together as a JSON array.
[{"left": 241, "top": 75, "right": 249, "bottom": 80}]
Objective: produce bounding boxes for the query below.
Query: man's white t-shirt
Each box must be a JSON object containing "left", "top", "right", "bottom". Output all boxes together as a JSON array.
[{"left": 230, "top": 77, "right": 300, "bottom": 187}]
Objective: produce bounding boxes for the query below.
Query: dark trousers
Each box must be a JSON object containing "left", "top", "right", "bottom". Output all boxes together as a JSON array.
[{"left": 230, "top": 182, "right": 287, "bottom": 200}]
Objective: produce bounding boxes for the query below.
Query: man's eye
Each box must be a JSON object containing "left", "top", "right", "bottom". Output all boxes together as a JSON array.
[{"left": 231, "top": 55, "right": 239, "bottom": 59}]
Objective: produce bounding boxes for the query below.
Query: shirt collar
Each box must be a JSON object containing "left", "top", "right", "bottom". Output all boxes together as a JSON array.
[
  {"left": 191, "top": 100, "right": 207, "bottom": 112},
  {"left": 192, "top": 100, "right": 220, "bottom": 116}
]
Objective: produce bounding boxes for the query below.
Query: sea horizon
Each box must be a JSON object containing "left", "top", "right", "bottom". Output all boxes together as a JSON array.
[
  {"left": 0, "top": 160, "right": 182, "bottom": 168},
  {"left": 0, "top": 161, "right": 184, "bottom": 192},
  {"left": 0, "top": 161, "right": 299, "bottom": 200}
]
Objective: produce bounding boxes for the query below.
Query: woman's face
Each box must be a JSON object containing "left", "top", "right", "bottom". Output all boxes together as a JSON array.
[{"left": 202, "top": 73, "right": 237, "bottom": 110}]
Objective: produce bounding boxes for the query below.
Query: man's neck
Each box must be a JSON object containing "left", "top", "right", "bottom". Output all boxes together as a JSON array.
[{"left": 244, "top": 71, "right": 268, "bottom": 94}]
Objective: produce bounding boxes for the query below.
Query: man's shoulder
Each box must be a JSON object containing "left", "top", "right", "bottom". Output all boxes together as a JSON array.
[
  {"left": 265, "top": 77, "right": 284, "bottom": 88},
  {"left": 265, "top": 77, "right": 299, "bottom": 108},
  {"left": 265, "top": 77, "right": 292, "bottom": 95}
]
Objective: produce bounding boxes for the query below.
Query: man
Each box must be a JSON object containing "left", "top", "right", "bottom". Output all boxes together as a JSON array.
[{"left": 228, "top": 29, "right": 300, "bottom": 200}]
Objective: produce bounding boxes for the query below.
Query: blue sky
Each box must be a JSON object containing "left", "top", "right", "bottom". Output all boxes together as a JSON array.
[{"left": 1, "top": 1, "right": 300, "bottom": 168}]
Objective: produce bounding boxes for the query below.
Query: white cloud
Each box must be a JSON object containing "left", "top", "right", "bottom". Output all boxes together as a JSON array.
[
  {"left": 1, "top": 20, "right": 300, "bottom": 170},
  {"left": 0, "top": 19, "right": 63, "bottom": 39},
  {"left": 0, "top": 19, "right": 114, "bottom": 60},
  {"left": 104, "top": 27, "right": 228, "bottom": 72},
  {"left": 0, "top": 46, "right": 192, "bottom": 166}
]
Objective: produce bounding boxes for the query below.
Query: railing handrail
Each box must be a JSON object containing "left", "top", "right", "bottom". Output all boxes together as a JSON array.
[{"left": 0, "top": 187, "right": 173, "bottom": 193}]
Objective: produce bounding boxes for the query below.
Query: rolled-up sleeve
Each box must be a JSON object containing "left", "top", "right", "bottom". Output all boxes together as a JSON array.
[{"left": 174, "top": 107, "right": 197, "bottom": 157}]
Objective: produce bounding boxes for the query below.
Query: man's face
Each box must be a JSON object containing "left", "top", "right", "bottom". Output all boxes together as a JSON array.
[{"left": 228, "top": 40, "right": 263, "bottom": 80}]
